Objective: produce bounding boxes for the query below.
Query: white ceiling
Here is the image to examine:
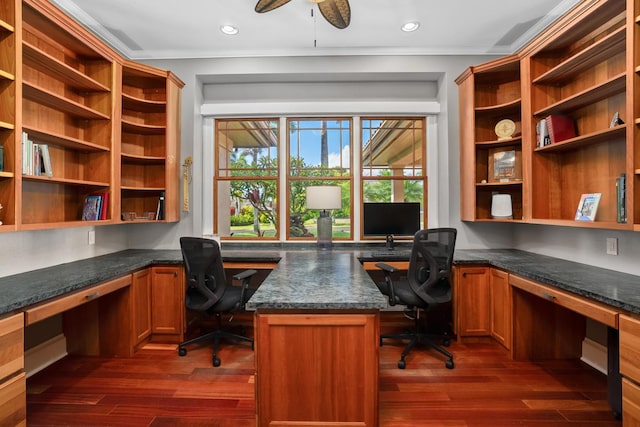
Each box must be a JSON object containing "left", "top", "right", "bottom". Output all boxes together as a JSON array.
[{"left": 51, "top": 0, "right": 580, "bottom": 60}]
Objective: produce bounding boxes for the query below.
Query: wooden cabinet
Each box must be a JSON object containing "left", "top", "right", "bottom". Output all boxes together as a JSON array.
[
  {"left": 489, "top": 268, "right": 511, "bottom": 349},
  {"left": 254, "top": 311, "right": 379, "bottom": 427},
  {"left": 620, "top": 314, "right": 640, "bottom": 426},
  {"left": 0, "top": 0, "right": 18, "bottom": 232},
  {"left": 457, "top": 0, "right": 637, "bottom": 231},
  {"left": 119, "top": 61, "right": 183, "bottom": 223},
  {"left": 453, "top": 265, "right": 490, "bottom": 338},
  {"left": 456, "top": 55, "right": 524, "bottom": 221},
  {"left": 131, "top": 268, "right": 152, "bottom": 348},
  {"left": 150, "top": 265, "right": 184, "bottom": 342},
  {"left": 20, "top": 0, "right": 115, "bottom": 229},
  {"left": 0, "top": 313, "right": 25, "bottom": 427}
]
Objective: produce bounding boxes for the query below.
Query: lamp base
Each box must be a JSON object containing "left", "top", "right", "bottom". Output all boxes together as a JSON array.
[{"left": 316, "top": 211, "right": 333, "bottom": 250}]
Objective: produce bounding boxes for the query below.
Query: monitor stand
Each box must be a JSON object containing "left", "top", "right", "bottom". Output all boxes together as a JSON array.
[{"left": 385, "top": 235, "right": 395, "bottom": 251}]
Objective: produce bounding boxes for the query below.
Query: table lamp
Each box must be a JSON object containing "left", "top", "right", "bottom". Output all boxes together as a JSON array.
[{"left": 306, "top": 185, "right": 342, "bottom": 249}]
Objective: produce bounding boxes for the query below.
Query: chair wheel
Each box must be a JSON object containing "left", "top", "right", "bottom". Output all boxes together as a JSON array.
[
  {"left": 397, "top": 360, "right": 406, "bottom": 369},
  {"left": 178, "top": 347, "right": 187, "bottom": 357},
  {"left": 443, "top": 339, "right": 450, "bottom": 347},
  {"left": 445, "top": 359, "right": 454, "bottom": 369},
  {"left": 213, "top": 357, "right": 221, "bottom": 367}
]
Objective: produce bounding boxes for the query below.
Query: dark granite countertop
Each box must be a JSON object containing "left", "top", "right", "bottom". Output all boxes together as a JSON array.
[{"left": 0, "top": 247, "right": 639, "bottom": 317}]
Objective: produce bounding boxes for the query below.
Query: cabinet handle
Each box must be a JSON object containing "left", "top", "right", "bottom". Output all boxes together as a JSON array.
[
  {"left": 173, "top": 271, "right": 177, "bottom": 277},
  {"left": 541, "top": 292, "right": 556, "bottom": 301},
  {"left": 462, "top": 273, "right": 466, "bottom": 278},
  {"left": 85, "top": 292, "right": 100, "bottom": 300}
]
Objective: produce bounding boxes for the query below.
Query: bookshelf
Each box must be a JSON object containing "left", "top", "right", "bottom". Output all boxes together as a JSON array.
[
  {"left": 0, "top": 0, "right": 183, "bottom": 233},
  {"left": 456, "top": 55, "right": 524, "bottom": 221},
  {"left": 0, "top": 0, "right": 18, "bottom": 231},
  {"left": 457, "top": 0, "right": 634, "bottom": 231},
  {"left": 120, "top": 61, "right": 183, "bottom": 223}
]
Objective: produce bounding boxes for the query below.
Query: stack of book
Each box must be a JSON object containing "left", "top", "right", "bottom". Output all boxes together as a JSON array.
[
  {"left": 616, "top": 173, "right": 626, "bottom": 223},
  {"left": 21, "top": 132, "right": 53, "bottom": 177},
  {"left": 81, "top": 192, "right": 109, "bottom": 221},
  {"left": 536, "top": 115, "right": 576, "bottom": 147}
]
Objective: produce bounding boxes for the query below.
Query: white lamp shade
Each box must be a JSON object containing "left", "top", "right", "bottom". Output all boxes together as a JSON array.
[{"left": 306, "top": 186, "right": 342, "bottom": 210}]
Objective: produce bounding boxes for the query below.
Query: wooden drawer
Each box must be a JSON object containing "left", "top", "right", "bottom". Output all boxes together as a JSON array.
[
  {"left": 0, "top": 372, "right": 26, "bottom": 427},
  {"left": 623, "top": 378, "right": 640, "bottom": 426},
  {"left": 25, "top": 275, "right": 132, "bottom": 325},
  {"left": 620, "top": 315, "right": 640, "bottom": 382},
  {"left": 0, "top": 313, "right": 24, "bottom": 382},
  {"left": 509, "top": 275, "right": 618, "bottom": 328}
]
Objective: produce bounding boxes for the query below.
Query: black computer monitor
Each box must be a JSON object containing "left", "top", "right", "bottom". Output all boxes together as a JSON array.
[{"left": 362, "top": 202, "right": 421, "bottom": 250}]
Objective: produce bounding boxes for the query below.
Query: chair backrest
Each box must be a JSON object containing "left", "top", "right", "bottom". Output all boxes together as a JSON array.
[
  {"left": 180, "top": 237, "right": 227, "bottom": 312},
  {"left": 407, "top": 228, "right": 457, "bottom": 305}
]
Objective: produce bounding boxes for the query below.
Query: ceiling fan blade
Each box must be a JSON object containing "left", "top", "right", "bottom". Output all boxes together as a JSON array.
[
  {"left": 255, "top": 0, "right": 292, "bottom": 13},
  {"left": 318, "top": 0, "right": 351, "bottom": 29}
]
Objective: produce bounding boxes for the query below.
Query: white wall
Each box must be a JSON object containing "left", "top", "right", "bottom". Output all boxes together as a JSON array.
[{"left": 3, "top": 53, "right": 640, "bottom": 278}]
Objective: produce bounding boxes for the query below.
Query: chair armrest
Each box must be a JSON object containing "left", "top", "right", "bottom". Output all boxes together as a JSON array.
[
  {"left": 233, "top": 269, "right": 257, "bottom": 306},
  {"left": 233, "top": 269, "right": 257, "bottom": 281},
  {"left": 375, "top": 262, "right": 397, "bottom": 273}
]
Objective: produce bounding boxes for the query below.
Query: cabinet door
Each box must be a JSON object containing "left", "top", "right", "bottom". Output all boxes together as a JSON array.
[
  {"left": 151, "top": 265, "right": 184, "bottom": 342},
  {"left": 490, "top": 268, "right": 511, "bottom": 349},
  {"left": 623, "top": 378, "right": 640, "bottom": 427},
  {"left": 454, "top": 266, "right": 490, "bottom": 337},
  {"left": 132, "top": 268, "right": 152, "bottom": 346}
]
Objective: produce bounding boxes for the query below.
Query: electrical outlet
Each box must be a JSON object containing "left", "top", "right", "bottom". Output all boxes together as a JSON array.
[
  {"left": 88, "top": 230, "right": 95, "bottom": 245},
  {"left": 606, "top": 237, "right": 618, "bottom": 255}
]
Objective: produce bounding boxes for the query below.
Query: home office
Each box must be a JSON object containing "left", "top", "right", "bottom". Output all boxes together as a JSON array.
[{"left": 2, "top": 0, "right": 640, "bottom": 426}]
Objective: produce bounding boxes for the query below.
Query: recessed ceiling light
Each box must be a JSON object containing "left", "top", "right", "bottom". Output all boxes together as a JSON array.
[
  {"left": 220, "top": 25, "right": 239, "bottom": 35},
  {"left": 401, "top": 21, "right": 420, "bottom": 33}
]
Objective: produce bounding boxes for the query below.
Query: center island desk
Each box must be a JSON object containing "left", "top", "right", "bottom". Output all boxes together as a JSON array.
[{"left": 245, "top": 249, "right": 387, "bottom": 427}]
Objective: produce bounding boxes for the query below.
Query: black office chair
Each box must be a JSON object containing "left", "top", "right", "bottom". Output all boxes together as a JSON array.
[
  {"left": 376, "top": 228, "right": 457, "bottom": 370},
  {"left": 178, "top": 237, "right": 257, "bottom": 367}
]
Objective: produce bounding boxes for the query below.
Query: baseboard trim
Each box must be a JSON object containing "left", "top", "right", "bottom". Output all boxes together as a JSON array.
[
  {"left": 581, "top": 337, "right": 607, "bottom": 375},
  {"left": 25, "top": 334, "right": 67, "bottom": 378}
]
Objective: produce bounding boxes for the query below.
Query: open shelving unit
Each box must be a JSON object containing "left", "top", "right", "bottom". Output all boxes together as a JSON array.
[{"left": 456, "top": 55, "right": 524, "bottom": 221}]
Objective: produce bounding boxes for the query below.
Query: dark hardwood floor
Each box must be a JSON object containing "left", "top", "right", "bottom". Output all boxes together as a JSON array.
[{"left": 26, "top": 313, "right": 621, "bottom": 426}]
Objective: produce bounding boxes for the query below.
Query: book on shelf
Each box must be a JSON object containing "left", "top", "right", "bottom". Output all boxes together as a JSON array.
[
  {"left": 96, "top": 191, "right": 109, "bottom": 220},
  {"left": 0, "top": 145, "right": 3, "bottom": 171},
  {"left": 536, "top": 119, "right": 550, "bottom": 147},
  {"left": 574, "top": 193, "right": 601, "bottom": 222},
  {"left": 545, "top": 114, "right": 576, "bottom": 144},
  {"left": 156, "top": 191, "right": 165, "bottom": 221},
  {"left": 616, "top": 173, "right": 626, "bottom": 223},
  {"left": 40, "top": 144, "right": 53, "bottom": 177},
  {"left": 82, "top": 195, "right": 102, "bottom": 221}
]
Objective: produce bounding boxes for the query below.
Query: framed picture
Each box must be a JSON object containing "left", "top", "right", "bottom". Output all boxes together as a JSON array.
[
  {"left": 575, "top": 193, "right": 601, "bottom": 221},
  {"left": 488, "top": 148, "right": 522, "bottom": 183}
]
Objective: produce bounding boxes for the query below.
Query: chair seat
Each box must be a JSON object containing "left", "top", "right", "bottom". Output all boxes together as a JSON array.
[
  {"left": 382, "top": 279, "right": 450, "bottom": 309},
  {"left": 205, "top": 286, "right": 256, "bottom": 314}
]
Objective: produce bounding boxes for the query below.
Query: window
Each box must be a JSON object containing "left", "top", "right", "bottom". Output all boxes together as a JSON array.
[
  {"left": 214, "top": 119, "right": 279, "bottom": 239},
  {"left": 361, "top": 118, "right": 426, "bottom": 239},
  {"left": 287, "top": 118, "right": 352, "bottom": 240}
]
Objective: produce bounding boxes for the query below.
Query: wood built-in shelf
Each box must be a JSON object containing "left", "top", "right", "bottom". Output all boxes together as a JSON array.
[
  {"left": 0, "top": 19, "right": 14, "bottom": 32},
  {"left": 475, "top": 136, "right": 522, "bottom": 148},
  {"left": 634, "top": 168, "right": 640, "bottom": 175},
  {"left": 122, "top": 93, "right": 166, "bottom": 113},
  {"left": 531, "top": 218, "right": 632, "bottom": 230},
  {"left": 534, "top": 27, "right": 626, "bottom": 84},
  {"left": 476, "top": 181, "right": 522, "bottom": 188},
  {"left": 122, "top": 119, "right": 165, "bottom": 135},
  {"left": 22, "top": 175, "right": 109, "bottom": 187},
  {"left": 22, "top": 43, "right": 110, "bottom": 92},
  {"left": 0, "top": 121, "right": 14, "bottom": 130},
  {"left": 0, "top": 69, "right": 15, "bottom": 81},
  {"left": 23, "top": 82, "right": 110, "bottom": 120},
  {"left": 121, "top": 153, "right": 165, "bottom": 165},
  {"left": 121, "top": 186, "right": 165, "bottom": 192},
  {"left": 533, "top": 73, "right": 626, "bottom": 117},
  {"left": 534, "top": 125, "right": 626, "bottom": 152},
  {"left": 20, "top": 220, "right": 105, "bottom": 231},
  {"left": 0, "top": 171, "right": 14, "bottom": 179},
  {"left": 475, "top": 98, "right": 521, "bottom": 114},
  {"left": 23, "top": 127, "right": 109, "bottom": 152}
]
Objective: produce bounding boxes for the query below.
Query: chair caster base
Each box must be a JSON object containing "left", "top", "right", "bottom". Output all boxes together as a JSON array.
[
  {"left": 445, "top": 359, "right": 454, "bottom": 369},
  {"left": 398, "top": 359, "right": 406, "bottom": 369},
  {"left": 213, "top": 357, "right": 221, "bottom": 367},
  {"left": 178, "top": 347, "right": 187, "bottom": 357}
]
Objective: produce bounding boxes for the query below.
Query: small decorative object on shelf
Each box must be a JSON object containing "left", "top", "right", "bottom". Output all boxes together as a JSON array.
[
  {"left": 494, "top": 119, "right": 517, "bottom": 141},
  {"left": 0, "top": 203, "right": 3, "bottom": 225},
  {"left": 610, "top": 112, "right": 624, "bottom": 128},
  {"left": 575, "top": 193, "right": 601, "bottom": 222},
  {"left": 82, "top": 195, "right": 102, "bottom": 221},
  {"left": 489, "top": 148, "right": 521, "bottom": 183},
  {"left": 616, "top": 173, "right": 626, "bottom": 223}
]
